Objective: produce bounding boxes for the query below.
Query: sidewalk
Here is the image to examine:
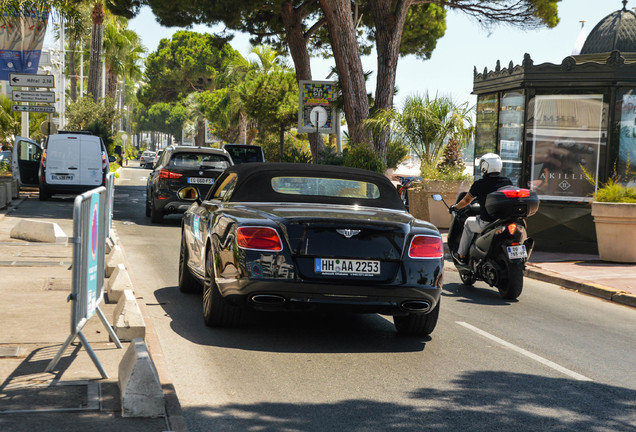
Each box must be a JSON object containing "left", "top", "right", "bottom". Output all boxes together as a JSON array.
[
  {"left": 0, "top": 191, "right": 185, "bottom": 432},
  {"left": 0, "top": 191, "right": 635, "bottom": 432}
]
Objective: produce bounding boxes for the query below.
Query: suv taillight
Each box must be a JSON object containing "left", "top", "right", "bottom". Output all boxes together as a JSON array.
[
  {"left": 408, "top": 235, "right": 443, "bottom": 259},
  {"left": 237, "top": 227, "right": 283, "bottom": 251},
  {"left": 158, "top": 169, "right": 183, "bottom": 179}
]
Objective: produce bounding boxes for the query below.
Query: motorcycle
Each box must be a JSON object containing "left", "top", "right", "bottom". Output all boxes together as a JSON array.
[
  {"left": 396, "top": 176, "right": 416, "bottom": 208},
  {"left": 433, "top": 186, "right": 539, "bottom": 299}
]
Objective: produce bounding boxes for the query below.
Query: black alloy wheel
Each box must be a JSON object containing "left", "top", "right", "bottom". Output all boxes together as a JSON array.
[
  {"left": 178, "top": 233, "right": 201, "bottom": 293},
  {"left": 202, "top": 248, "right": 243, "bottom": 327}
]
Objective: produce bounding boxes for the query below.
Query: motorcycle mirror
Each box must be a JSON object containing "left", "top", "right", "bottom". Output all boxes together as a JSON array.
[{"left": 432, "top": 194, "right": 443, "bottom": 201}]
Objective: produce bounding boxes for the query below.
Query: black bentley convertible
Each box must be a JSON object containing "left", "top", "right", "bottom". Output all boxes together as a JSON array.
[{"left": 178, "top": 163, "right": 444, "bottom": 336}]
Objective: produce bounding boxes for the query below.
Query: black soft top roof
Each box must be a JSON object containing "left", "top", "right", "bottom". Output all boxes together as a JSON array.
[{"left": 225, "top": 162, "right": 405, "bottom": 210}]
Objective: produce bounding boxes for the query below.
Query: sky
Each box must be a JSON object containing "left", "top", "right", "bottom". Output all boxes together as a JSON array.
[{"left": 44, "top": 0, "right": 619, "bottom": 107}]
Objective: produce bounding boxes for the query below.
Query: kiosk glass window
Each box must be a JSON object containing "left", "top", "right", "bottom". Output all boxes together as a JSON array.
[
  {"left": 526, "top": 94, "right": 605, "bottom": 201},
  {"left": 475, "top": 94, "right": 499, "bottom": 175},
  {"left": 615, "top": 89, "right": 636, "bottom": 186},
  {"left": 498, "top": 91, "right": 525, "bottom": 186}
]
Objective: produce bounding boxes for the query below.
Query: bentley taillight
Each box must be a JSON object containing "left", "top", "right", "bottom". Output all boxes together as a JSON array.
[
  {"left": 237, "top": 227, "right": 283, "bottom": 251},
  {"left": 408, "top": 235, "right": 443, "bottom": 259}
]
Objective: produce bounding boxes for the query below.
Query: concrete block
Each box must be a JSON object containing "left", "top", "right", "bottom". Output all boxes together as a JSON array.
[
  {"left": 10, "top": 219, "right": 67, "bottom": 243},
  {"left": 105, "top": 236, "right": 115, "bottom": 255},
  {"left": 113, "top": 290, "right": 146, "bottom": 341},
  {"left": 106, "top": 245, "right": 125, "bottom": 277},
  {"left": 3, "top": 182, "right": 11, "bottom": 201},
  {"left": 107, "top": 263, "right": 134, "bottom": 303},
  {"left": 0, "top": 185, "right": 6, "bottom": 209},
  {"left": 118, "top": 338, "right": 164, "bottom": 418}
]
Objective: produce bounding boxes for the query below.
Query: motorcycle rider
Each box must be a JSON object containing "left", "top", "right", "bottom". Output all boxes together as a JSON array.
[{"left": 450, "top": 153, "right": 512, "bottom": 263}]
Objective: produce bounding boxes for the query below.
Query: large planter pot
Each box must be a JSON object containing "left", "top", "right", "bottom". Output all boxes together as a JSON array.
[
  {"left": 408, "top": 180, "right": 469, "bottom": 229},
  {"left": 591, "top": 201, "right": 636, "bottom": 263}
]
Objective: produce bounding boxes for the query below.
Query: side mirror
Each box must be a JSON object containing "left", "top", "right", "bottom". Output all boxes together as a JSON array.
[
  {"left": 108, "top": 155, "right": 116, "bottom": 163},
  {"left": 432, "top": 194, "right": 443, "bottom": 201},
  {"left": 178, "top": 186, "right": 200, "bottom": 202}
]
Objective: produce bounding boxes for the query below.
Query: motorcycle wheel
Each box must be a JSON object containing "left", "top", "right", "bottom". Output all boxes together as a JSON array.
[
  {"left": 459, "top": 271, "right": 476, "bottom": 286},
  {"left": 496, "top": 252, "right": 524, "bottom": 300}
]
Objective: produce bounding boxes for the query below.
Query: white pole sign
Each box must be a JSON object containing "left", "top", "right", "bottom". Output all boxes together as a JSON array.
[
  {"left": 9, "top": 73, "right": 55, "bottom": 88},
  {"left": 12, "top": 90, "right": 55, "bottom": 103}
]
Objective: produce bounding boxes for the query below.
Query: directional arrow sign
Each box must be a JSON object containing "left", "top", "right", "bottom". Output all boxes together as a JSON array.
[
  {"left": 9, "top": 73, "right": 55, "bottom": 88},
  {"left": 12, "top": 104, "right": 56, "bottom": 113},
  {"left": 12, "top": 90, "right": 56, "bottom": 103}
]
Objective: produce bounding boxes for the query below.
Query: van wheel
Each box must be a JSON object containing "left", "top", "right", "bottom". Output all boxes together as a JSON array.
[
  {"left": 39, "top": 186, "right": 49, "bottom": 201},
  {"left": 150, "top": 204, "right": 163, "bottom": 223}
]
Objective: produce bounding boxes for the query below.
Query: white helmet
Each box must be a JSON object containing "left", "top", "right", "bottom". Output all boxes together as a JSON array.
[{"left": 479, "top": 153, "right": 503, "bottom": 176}]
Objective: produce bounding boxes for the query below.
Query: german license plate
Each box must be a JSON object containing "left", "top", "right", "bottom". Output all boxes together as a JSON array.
[
  {"left": 314, "top": 258, "right": 380, "bottom": 276},
  {"left": 188, "top": 177, "right": 213, "bottom": 185},
  {"left": 507, "top": 245, "right": 527, "bottom": 259},
  {"left": 52, "top": 174, "right": 73, "bottom": 181}
]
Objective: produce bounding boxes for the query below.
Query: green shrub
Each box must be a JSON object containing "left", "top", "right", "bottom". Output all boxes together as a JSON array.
[{"left": 342, "top": 145, "right": 386, "bottom": 173}]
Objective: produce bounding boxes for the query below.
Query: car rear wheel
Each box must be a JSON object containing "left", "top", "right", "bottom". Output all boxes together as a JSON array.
[
  {"left": 202, "top": 249, "right": 243, "bottom": 327},
  {"left": 179, "top": 234, "right": 201, "bottom": 293},
  {"left": 150, "top": 201, "right": 163, "bottom": 224},
  {"left": 145, "top": 195, "right": 151, "bottom": 217},
  {"left": 393, "top": 299, "right": 440, "bottom": 336},
  {"left": 39, "top": 185, "right": 49, "bottom": 201}
]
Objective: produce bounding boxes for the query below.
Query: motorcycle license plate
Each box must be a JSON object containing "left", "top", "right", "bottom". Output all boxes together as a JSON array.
[{"left": 507, "top": 245, "right": 527, "bottom": 259}]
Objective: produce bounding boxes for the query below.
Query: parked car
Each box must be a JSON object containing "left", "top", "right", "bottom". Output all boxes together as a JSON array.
[
  {"left": 11, "top": 132, "right": 109, "bottom": 201},
  {"left": 146, "top": 145, "right": 232, "bottom": 223},
  {"left": 0, "top": 150, "right": 11, "bottom": 163},
  {"left": 178, "top": 162, "right": 444, "bottom": 336},
  {"left": 222, "top": 144, "right": 265, "bottom": 164},
  {"left": 140, "top": 150, "right": 157, "bottom": 168}
]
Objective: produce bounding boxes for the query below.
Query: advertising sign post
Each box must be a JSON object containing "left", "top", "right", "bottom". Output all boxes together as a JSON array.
[
  {"left": 46, "top": 187, "right": 121, "bottom": 378},
  {"left": 298, "top": 80, "right": 336, "bottom": 134}
]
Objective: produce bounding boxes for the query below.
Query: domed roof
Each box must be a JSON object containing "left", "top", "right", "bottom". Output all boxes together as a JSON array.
[{"left": 581, "top": 1, "right": 636, "bottom": 54}]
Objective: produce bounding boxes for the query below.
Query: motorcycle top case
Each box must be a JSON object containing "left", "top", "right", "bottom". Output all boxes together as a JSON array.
[{"left": 484, "top": 186, "right": 539, "bottom": 219}]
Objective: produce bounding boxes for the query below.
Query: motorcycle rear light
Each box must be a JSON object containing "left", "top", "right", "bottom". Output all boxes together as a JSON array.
[
  {"left": 408, "top": 235, "right": 443, "bottom": 259},
  {"left": 507, "top": 224, "right": 517, "bottom": 235},
  {"left": 159, "top": 169, "right": 183, "bottom": 179},
  {"left": 502, "top": 188, "right": 530, "bottom": 198},
  {"left": 237, "top": 227, "right": 283, "bottom": 251}
]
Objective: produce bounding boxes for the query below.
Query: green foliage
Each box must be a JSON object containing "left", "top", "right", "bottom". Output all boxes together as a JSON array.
[
  {"left": 0, "top": 95, "right": 47, "bottom": 146},
  {"left": 136, "top": 102, "right": 188, "bottom": 139},
  {"left": 386, "top": 140, "right": 409, "bottom": 170},
  {"left": 139, "top": 31, "right": 243, "bottom": 104},
  {"left": 582, "top": 162, "right": 636, "bottom": 203},
  {"left": 0, "top": 160, "right": 11, "bottom": 175},
  {"left": 109, "top": 161, "right": 121, "bottom": 178},
  {"left": 282, "top": 146, "right": 313, "bottom": 164},
  {"left": 342, "top": 145, "right": 386, "bottom": 174},
  {"left": 240, "top": 70, "right": 298, "bottom": 134},
  {"left": 65, "top": 96, "right": 119, "bottom": 133},
  {"left": 318, "top": 145, "right": 345, "bottom": 167}
]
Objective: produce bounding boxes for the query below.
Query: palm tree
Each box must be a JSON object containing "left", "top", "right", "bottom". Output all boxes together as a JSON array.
[
  {"left": 364, "top": 93, "right": 473, "bottom": 178},
  {"left": 87, "top": 1, "right": 105, "bottom": 102},
  {"left": 103, "top": 15, "right": 145, "bottom": 100}
]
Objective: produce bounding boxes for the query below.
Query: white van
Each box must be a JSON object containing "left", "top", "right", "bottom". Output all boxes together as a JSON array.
[{"left": 12, "top": 132, "right": 109, "bottom": 200}]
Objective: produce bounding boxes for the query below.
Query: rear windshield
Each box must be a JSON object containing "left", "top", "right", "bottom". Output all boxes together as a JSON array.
[
  {"left": 225, "top": 146, "right": 263, "bottom": 163},
  {"left": 168, "top": 152, "right": 230, "bottom": 169},
  {"left": 271, "top": 176, "right": 380, "bottom": 199}
]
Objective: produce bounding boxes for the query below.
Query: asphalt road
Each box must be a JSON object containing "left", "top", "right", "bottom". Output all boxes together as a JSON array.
[{"left": 113, "top": 163, "right": 636, "bottom": 432}]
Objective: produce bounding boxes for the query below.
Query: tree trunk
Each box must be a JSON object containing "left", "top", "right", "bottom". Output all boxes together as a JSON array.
[
  {"left": 368, "top": 0, "right": 412, "bottom": 162},
  {"left": 281, "top": 0, "right": 324, "bottom": 161},
  {"left": 87, "top": 2, "right": 104, "bottom": 102},
  {"left": 196, "top": 120, "right": 205, "bottom": 146},
  {"left": 319, "top": 0, "right": 369, "bottom": 146},
  {"left": 238, "top": 111, "right": 247, "bottom": 145},
  {"left": 279, "top": 125, "right": 285, "bottom": 159},
  {"left": 106, "top": 65, "right": 117, "bottom": 99}
]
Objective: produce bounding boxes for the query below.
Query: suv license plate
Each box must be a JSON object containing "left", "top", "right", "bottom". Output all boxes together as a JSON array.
[
  {"left": 507, "top": 245, "right": 527, "bottom": 259},
  {"left": 314, "top": 258, "right": 380, "bottom": 276},
  {"left": 188, "top": 177, "right": 213, "bottom": 185},
  {"left": 52, "top": 174, "right": 73, "bottom": 181}
]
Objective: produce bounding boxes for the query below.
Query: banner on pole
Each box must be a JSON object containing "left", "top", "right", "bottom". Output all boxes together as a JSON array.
[
  {"left": 0, "top": 7, "right": 49, "bottom": 81},
  {"left": 298, "top": 80, "right": 336, "bottom": 134}
]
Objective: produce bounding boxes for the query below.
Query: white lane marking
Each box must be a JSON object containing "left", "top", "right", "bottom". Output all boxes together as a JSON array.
[{"left": 457, "top": 321, "right": 593, "bottom": 382}]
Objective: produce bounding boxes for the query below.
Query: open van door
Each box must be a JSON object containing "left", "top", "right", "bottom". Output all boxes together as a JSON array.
[{"left": 12, "top": 136, "right": 42, "bottom": 187}]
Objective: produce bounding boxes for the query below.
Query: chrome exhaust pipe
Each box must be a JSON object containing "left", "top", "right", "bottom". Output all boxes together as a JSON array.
[
  {"left": 401, "top": 300, "right": 431, "bottom": 312},
  {"left": 250, "top": 294, "right": 286, "bottom": 305}
]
